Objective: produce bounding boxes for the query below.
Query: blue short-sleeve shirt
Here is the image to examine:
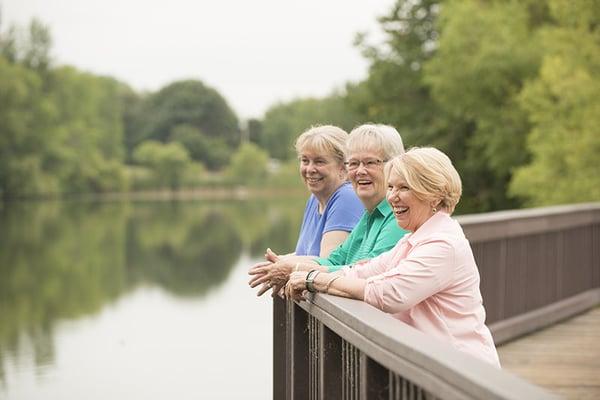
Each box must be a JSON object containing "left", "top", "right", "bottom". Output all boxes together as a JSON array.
[{"left": 295, "top": 182, "right": 364, "bottom": 256}]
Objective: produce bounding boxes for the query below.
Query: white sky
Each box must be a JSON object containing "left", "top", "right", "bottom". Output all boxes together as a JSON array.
[{"left": 2, "top": 0, "right": 395, "bottom": 119}]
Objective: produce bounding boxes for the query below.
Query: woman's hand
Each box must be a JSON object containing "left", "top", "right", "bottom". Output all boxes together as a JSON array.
[
  {"left": 247, "top": 248, "right": 287, "bottom": 296},
  {"left": 285, "top": 271, "right": 309, "bottom": 300},
  {"left": 265, "top": 248, "right": 280, "bottom": 263},
  {"left": 248, "top": 260, "right": 271, "bottom": 284},
  {"left": 248, "top": 259, "right": 294, "bottom": 296}
]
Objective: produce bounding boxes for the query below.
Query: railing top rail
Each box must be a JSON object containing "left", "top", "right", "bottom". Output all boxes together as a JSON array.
[
  {"left": 300, "top": 293, "right": 559, "bottom": 400},
  {"left": 455, "top": 202, "right": 600, "bottom": 242}
]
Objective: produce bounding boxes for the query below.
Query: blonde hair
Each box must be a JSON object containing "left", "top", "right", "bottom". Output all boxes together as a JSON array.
[
  {"left": 386, "top": 147, "right": 462, "bottom": 213},
  {"left": 346, "top": 124, "right": 405, "bottom": 160},
  {"left": 295, "top": 125, "right": 348, "bottom": 164}
]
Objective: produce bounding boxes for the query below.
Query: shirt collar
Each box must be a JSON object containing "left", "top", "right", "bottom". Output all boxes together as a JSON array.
[
  {"left": 371, "top": 198, "right": 392, "bottom": 217},
  {"left": 407, "top": 211, "right": 450, "bottom": 246}
]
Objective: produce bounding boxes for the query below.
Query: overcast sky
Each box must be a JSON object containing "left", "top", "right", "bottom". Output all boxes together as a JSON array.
[{"left": 2, "top": 0, "right": 395, "bottom": 119}]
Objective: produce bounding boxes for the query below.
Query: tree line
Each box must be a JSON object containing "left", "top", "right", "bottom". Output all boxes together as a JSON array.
[
  {"left": 1, "top": 0, "right": 599, "bottom": 213},
  {"left": 253, "top": 0, "right": 600, "bottom": 213}
]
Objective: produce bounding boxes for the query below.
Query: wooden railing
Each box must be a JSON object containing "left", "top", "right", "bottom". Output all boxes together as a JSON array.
[
  {"left": 273, "top": 203, "right": 600, "bottom": 399},
  {"left": 460, "top": 203, "right": 600, "bottom": 343}
]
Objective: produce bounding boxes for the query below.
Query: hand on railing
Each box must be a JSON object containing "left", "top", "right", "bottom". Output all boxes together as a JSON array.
[
  {"left": 248, "top": 248, "right": 292, "bottom": 297},
  {"left": 285, "top": 271, "right": 309, "bottom": 301}
]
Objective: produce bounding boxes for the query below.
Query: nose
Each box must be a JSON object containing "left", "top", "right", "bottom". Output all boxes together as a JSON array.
[
  {"left": 354, "top": 163, "right": 369, "bottom": 174},
  {"left": 387, "top": 188, "right": 399, "bottom": 202}
]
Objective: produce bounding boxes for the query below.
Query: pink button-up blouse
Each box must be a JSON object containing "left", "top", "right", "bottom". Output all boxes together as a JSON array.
[{"left": 342, "top": 212, "right": 500, "bottom": 367}]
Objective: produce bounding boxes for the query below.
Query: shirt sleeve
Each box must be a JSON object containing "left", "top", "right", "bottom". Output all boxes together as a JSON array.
[
  {"left": 322, "top": 187, "right": 364, "bottom": 234},
  {"left": 341, "top": 244, "right": 397, "bottom": 279},
  {"left": 315, "top": 236, "right": 351, "bottom": 269},
  {"left": 363, "top": 239, "right": 456, "bottom": 314},
  {"left": 364, "top": 216, "right": 408, "bottom": 259}
]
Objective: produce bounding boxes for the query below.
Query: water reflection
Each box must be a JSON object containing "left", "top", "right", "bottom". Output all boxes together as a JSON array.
[{"left": 0, "top": 197, "right": 304, "bottom": 391}]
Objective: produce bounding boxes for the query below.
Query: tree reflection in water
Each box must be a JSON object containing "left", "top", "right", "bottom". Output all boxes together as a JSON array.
[{"left": 0, "top": 196, "right": 304, "bottom": 384}]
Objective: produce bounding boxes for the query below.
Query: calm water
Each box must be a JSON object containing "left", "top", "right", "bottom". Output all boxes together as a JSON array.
[{"left": 0, "top": 197, "right": 306, "bottom": 400}]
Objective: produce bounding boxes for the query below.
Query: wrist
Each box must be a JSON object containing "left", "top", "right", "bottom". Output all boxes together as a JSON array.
[
  {"left": 324, "top": 275, "right": 341, "bottom": 293},
  {"left": 305, "top": 269, "right": 320, "bottom": 292}
]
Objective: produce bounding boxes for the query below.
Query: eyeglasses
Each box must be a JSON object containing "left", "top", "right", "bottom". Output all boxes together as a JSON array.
[{"left": 344, "top": 158, "right": 386, "bottom": 171}]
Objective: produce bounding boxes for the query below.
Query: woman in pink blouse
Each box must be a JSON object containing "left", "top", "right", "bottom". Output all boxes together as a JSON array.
[{"left": 285, "top": 147, "right": 500, "bottom": 367}]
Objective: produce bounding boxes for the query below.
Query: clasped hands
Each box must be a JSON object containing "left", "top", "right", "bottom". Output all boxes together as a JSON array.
[{"left": 248, "top": 248, "right": 307, "bottom": 299}]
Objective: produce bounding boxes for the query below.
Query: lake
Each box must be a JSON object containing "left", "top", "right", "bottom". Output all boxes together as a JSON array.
[{"left": 0, "top": 196, "right": 306, "bottom": 399}]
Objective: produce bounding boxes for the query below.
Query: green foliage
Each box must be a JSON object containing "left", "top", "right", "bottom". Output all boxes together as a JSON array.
[
  {"left": 132, "top": 140, "right": 195, "bottom": 189},
  {"left": 169, "top": 124, "right": 230, "bottom": 170},
  {"left": 0, "top": 21, "right": 128, "bottom": 197},
  {"left": 260, "top": 93, "right": 360, "bottom": 160},
  {"left": 0, "top": 19, "right": 52, "bottom": 71},
  {"left": 425, "top": 0, "right": 540, "bottom": 172},
  {"left": 420, "top": 0, "right": 545, "bottom": 211},
  {"left": 126, "top": 80, "right": 240, "bottom": 156},
  {"left": 226, "top": 142, "right": 269, "bottom": 184},
  {"left": 245, "top": 118, "right": 263, "bottom": 145},
  {"left": 0, "top": 55, "right": 59, "bottom": 197},
  {"left": 266, "top": 159, "right": 305, "bottom": 189},
  {"left": 510, "top": 0, "right": 600, "bottom": 205},
  {"left": 347, "top": 0, "right": 597, "bottom": 212},
  {"left": 348, "top": 0, "right": 441, "bottom": 147},
  {"left": 46, "top": 66, "right": 127, "bottom": 193}
]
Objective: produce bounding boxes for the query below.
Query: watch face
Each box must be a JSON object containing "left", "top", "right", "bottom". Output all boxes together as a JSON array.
[{"left": 306, "top": 270, "right": 319, "bottom": 292}]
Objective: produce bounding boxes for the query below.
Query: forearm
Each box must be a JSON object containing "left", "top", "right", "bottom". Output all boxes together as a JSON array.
[
  {"left": 312, "top": 272, "right": 366, "bottom": 300},
  {"left": 287, "top": 257, "right": 328, "bottom": 272}
]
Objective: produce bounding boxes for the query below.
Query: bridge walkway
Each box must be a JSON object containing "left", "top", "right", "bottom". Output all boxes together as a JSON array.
[{"left": 498, "top": 306, "right": 600, "bottom": 400}]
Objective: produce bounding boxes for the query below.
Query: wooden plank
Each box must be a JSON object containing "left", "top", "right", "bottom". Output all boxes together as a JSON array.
[
  {"left": 498, "top": 306, "right": 600, "bottom": 400},
  {"left": 490, "top": 288, "right": 600, "bottom": 345},
  {"left": 273, "top": 296, "right": 287, "bottom": 400},
  {"left": 458, "top": 203, "right": 600, "bottom": 242},
  {"left": 299, "top": 294, "right": 557, "bottom": 400}
]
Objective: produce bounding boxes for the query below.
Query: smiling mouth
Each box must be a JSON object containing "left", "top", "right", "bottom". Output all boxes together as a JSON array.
[
  {"left": 306, "top": 177, "right": 323, "bottom": 184},
  {"left": 394, "top": 206, "right": 408, "bottom": 216},
  {"left": 357, "top": 179, "right": 373, "bottom": 187}
]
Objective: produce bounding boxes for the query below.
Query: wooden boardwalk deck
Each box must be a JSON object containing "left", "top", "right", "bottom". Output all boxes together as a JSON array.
[{"left": 497, "top": 306, "right": 600, "bottom": 400}]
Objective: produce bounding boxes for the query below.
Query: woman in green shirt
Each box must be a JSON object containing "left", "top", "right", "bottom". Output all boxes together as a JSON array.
[{"left": 249, "top": 124, "right": 408, "bottom": 296}]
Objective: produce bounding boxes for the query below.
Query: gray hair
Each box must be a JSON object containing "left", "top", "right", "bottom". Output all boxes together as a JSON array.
[{"left": 346, "top": 124, "right": 405, "bottom": 161}]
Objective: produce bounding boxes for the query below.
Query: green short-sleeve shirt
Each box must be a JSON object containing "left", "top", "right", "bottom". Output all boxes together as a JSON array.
[{"left": 314, "top": 199, "right": 408, "bottom": 271}]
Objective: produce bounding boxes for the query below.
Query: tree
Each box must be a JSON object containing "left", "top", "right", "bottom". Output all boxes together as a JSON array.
[
  {"left": 348, "top": 0, "right": 442, "bottom": 148},
  {"left": 348, "top": 0, "right": 554, "bottom": 212},
  {"left": 0, "top": 56, "right": 58, "bottom": 198},
  {"left": 168, "top": 124, "right": 230, "bottom": 170},
  {"left": 0, "top": 20, "right": 129, "bottom": 197},
  {"left": 510, "top": 0, "right": 600, "bottom": 205},
  {"left": 0, "top": 18, "right": 52, "bottom": 71},
  {"left": 421, "top": 0, "right": 545, "bottom": 211},
  {"left": 244, "top": 118, "right": 263, "bottom": 145},
  {"left": 133, "top": 141, "right": 192, "bottom": 189},
  {"left": 46, "top": 66, "right": 127, "bottom": 193},
  {"left": 260, "top": 93, "right": 360, "bottom": 160},
  {"left": 129, "top": 80, "right": 240, "bottom": 153},
  {"left": 226, "top": 143, "right": 269, "bottom": 184}
]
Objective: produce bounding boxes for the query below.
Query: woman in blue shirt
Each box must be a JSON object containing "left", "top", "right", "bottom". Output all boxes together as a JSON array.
[{"left": 293, "top": 125, "right": 364, "bottom": 257}]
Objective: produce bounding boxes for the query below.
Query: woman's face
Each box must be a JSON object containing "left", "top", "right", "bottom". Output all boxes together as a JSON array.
[
  {"left": 299, "top": 149, "right": 345, "bottom": 200},
  {"left": 386, "top": 169, "right": 433, "bottom": 232},
  {"left": 347, "top": 150, "right": 387, "bottom": 212}
]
